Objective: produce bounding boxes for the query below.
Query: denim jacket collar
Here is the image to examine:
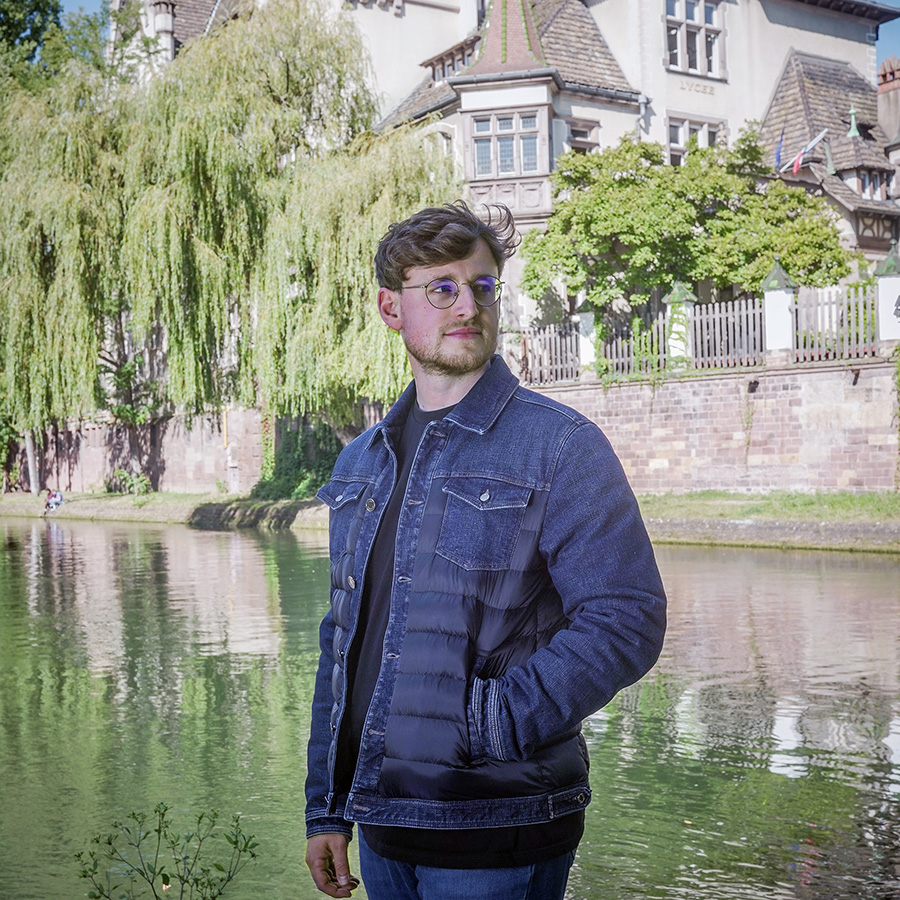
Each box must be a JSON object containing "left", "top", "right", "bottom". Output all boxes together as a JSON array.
[{"left": 364, "top": 355, "right": 518, "bottom": 452}]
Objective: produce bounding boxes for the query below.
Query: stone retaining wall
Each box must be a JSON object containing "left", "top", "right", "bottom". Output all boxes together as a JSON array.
[
  {"left": 535, "top": 359, "right": 899, "bottom": 493},
  {"left": 11, "top": 361, "right": 899, "bottom": 496}
]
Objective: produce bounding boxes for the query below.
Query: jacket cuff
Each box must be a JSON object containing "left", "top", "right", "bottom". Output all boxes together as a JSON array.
[
  {"left": 469, "top": 676, "right": 507, "bottom": 761},
  {"left": 305, "top": 816, "right": 354, "bottom": 841}
]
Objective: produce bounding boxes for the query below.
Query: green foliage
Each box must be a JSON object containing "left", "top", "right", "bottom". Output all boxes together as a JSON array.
[
  {"left": 110, "top": 468, "right": 152, "bottom": 495},
  {"left": 76, "top": 803, "right": 258, "bottom": 900},
  {"left": 0, "top": 0, "right": 455, "bottom": 441},
  {"left": 0, "top": 0, "right": 61, "bottom": 60},
  {"left": 253, "top": 124, "right": 458, "bottom": 425},
  {"left": 251, "top": 419, "right": 342, "bottom": 500},
  {"left": 521, "top": 125, "right": 852, "bottom": 317}
]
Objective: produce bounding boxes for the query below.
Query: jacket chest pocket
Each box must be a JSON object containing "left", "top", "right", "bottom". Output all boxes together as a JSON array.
[{"left": 436, "top": 477, "right": 533, "bottom": 571}]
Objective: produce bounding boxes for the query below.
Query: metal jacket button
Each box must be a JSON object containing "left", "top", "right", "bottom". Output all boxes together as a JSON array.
[
  {"left": 347, "top": 576, "right": 356, "bottom": 589},
  {"left": 365, "top": 498, "right": 376, "bottom": 512},
  {"left": 480, "top": 490, "right": 490, "bottom": 502}
]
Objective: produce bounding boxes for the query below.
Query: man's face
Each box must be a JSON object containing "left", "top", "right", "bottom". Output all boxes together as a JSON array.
[{"left": 379, "top": 238, "right": 500, "bottom": 379}]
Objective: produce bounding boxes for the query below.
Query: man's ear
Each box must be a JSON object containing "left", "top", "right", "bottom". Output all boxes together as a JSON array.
[{"left": 378, "top": 287, "right": 403, "bottom": 333}]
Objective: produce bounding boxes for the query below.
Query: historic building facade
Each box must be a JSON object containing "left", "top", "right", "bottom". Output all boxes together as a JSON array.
[{"left": 111, "top": 0, "right": 900, "bottom": 315}]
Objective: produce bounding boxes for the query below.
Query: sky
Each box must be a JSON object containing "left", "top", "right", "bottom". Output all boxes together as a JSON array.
[{"left": 59, "top": 0, "right": 900, "bottom": 65}]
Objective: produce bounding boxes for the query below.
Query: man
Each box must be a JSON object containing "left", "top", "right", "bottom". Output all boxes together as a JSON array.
[{"left": 305, "top": 201, "right": 666, "bottom": 900}]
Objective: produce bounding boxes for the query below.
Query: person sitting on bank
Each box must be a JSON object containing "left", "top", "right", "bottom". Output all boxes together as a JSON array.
[{"left": 44, "top": 489, "right": 63, "bottom": 513}]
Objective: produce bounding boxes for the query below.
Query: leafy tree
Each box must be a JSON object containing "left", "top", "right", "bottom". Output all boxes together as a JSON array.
[
  {"left": 521, "top": 126, "right": 852, "bottom": 320},
  {"left": 0, "top": 0, "right": 458, "bottom": 487},
  {"left": 0, "top": 0, "right": 61, "bottom": 60}
]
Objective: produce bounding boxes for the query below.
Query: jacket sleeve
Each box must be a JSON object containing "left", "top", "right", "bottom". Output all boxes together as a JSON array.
[
  {"left": 304, "top": 607, "right": 354, "bottom": 839},
  {"left": 469, "top": 420, "right": 667, "bottom": 762}
]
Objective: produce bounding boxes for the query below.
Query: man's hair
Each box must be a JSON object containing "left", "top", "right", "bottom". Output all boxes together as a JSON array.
[{"left": 375, "top": 201, "right": 520, "bottom": 291}]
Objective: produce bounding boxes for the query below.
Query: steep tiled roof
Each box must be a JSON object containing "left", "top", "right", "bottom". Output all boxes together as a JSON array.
[
  {"left": 466, "top": 0, "right": 545, "bottom": 75},
  {"left": 171, "top": 0, "right": 218, "bottom": 50},
  {"left": 378, "top": 77, "right": 458, "bottom": 131},
  {"left": 531, "top": 0, "right": 631, "bottom": 93},
  {"left": 379, "top": 0, "right": 634, "bottom": 127},
  {"left": 789, "top": 0, "right": 900, "bottom": 25},
  {"left": 760, "top": 50, "right": 892, "bottom": 174}
]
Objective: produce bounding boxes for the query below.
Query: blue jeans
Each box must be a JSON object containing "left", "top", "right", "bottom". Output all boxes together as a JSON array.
[{"left": 357, "top": 830, "right": 575, "bottom": 900}]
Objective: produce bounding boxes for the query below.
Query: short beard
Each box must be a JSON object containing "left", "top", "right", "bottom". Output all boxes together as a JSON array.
[{"left": 403, "top": 327, "right": 497, "bottom": 378}]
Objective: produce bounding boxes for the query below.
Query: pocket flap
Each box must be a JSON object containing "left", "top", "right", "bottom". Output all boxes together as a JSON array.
[
  {"left": 442, "top": 477, "right": 532, "bottom": 511},
  {"left": 317, "top": 480, "right": 369, "bottom": 510}
]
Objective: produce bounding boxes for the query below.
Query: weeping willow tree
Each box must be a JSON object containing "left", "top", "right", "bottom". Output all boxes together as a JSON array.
[
  {"left": 120, "top": 0, "right": 379, "bottom": 417},
  {"left": 0, "top": 0, "right": 460, "bottom": 491},
  {"left": 0, "top": 63, "right": 129, "bottom": 453},
  {"left": 254, "top": 125, "right": 458, "bottom": 441}
]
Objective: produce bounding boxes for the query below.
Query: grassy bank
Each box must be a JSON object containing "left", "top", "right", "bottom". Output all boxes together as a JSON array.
[
  {"left": 2, "top": 489, "right": 899, "bottom": 552},
  {"left": 637, "top": 490, "right": 900, "bottom": 522}
]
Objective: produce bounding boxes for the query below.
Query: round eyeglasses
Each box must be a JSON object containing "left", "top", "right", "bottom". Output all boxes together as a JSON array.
[{"left": 403, "top": 276, "right": 504, "bottom": 310}]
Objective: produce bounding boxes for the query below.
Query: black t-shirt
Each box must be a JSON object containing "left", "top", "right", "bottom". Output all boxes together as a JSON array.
[{"left": 342, "top": 400, "right": 584, "bottom": 868}]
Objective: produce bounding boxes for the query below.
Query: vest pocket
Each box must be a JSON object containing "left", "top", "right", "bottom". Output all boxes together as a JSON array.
[{"left": 436, "top": 477, "right": 532, "bottom": 571}]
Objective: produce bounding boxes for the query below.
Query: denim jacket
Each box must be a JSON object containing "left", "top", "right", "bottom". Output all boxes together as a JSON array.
[{"left": 305, "top": 357, "right": 666, "bottom": 837}]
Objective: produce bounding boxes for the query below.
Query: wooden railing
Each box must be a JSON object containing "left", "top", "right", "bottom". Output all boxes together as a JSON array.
[
  {"left": 691, "top": 296, "right": 765, "bottom": 368},
  {"left": 499, "top": 323, "right": 580, "bottom": 386},
  {"left": 600, "top": 312, "right": 667, "bottom": 376},
  {"left": 794, "top": 285, "right": 878, "bottom": 362},
  {"left": 503, "top": 283, "right": 882, "bottom": 384}
]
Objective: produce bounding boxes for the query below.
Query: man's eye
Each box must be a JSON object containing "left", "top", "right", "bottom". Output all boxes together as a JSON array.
[
  {"left": 472, "top": 279, "right": 496, "bottom": 294},
  {"left": 429, "top": 280, "right": 457, "bottom": 294}
]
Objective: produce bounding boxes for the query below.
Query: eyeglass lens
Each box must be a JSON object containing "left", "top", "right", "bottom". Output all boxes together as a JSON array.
[{"left": 425, "top": 277, "right": 502, "bottom": 308}]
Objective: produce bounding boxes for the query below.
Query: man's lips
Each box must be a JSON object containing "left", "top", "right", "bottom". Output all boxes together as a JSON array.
[{"left": 443, "top": 326, "right": 482, "bottom": 338}]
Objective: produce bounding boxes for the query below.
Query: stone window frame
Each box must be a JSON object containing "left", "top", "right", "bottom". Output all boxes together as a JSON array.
[
  {"left": 471, "top": 110, "right": 541, "bottom": 180},
  {"left": 667, "top": 114, "right": 723, "bottom": 166},
  {"left": 664, "top": 0, "right": 724, "bottom": 80}
]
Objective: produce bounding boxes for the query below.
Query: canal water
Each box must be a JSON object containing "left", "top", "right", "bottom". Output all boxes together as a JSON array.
[{"left": 1, "top": 517, "right": 898, "bottom": 900}]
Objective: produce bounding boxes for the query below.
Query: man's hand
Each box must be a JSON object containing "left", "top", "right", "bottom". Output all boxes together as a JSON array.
[{"left": 306, "top": 832, "right": 361, "bottom": 898}]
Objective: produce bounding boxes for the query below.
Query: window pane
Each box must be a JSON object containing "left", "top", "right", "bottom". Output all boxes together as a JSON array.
[
  {"left": 497, "top": 117, "right": 514, "bottom": 132},
  {"left": 685, "top": 0, "right": 697, "bottom": 21},
  {"left": 688, "top": 123, "right": 701, "bottom": 142},
  {"left": 521, "top": 134, "right": 538, "bottom": 172},
  {"left": 707, "top": 127, "right": 718, "bottom": 147},
  {"left": 706, "top": 32, "right": 717, "bottom": 74},
  {"left": 498, "top": 136, "right": 515, "bottom": 173},
  {"left": 667, "top": 27, "right": 679, "bottom": 66},
  {"left": 704, "top": 1, "right": 716, "bottom": 25},
  {"left": 666, "top": 0, "right": 678, "bottom": 16},
  {"left": 474, "top": 118, "right": 491, "bottom": 134},
  {"left": 686, "top": 28, "right": 698, "bottom": 70},
  {"left": 475, "top": 139, "right": 492, "bottom": 175},
  {"left": 520, "top": 114, "right": 537, "bottom": 130},
  {"left": 669, "top": 122, "right": 682, "bottom": 144},
  {"left": 670, "top": 151, "right": 683, "bottom": 167}
]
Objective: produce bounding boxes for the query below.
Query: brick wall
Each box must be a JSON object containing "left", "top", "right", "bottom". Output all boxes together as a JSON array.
[
  {"left": 12, "top": 361, "right": 899, "bottom": 496},
  {"left": 535, "top": 360, "right": 899, "bottom": 493},
  {"left": 19, "top": 408, "right": 265, "bottom": 496}
]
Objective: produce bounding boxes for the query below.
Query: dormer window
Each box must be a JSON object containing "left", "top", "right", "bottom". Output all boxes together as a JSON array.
[{"left": 860, "top": 170, "right": 885, "bottom": 201}]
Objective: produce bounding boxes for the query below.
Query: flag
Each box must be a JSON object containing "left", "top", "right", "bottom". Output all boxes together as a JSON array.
[
  {"left": 775, "top": 125, "right": 785, "bottom": 169},
  {"left": 781, "top": 128, "right": 828, "bottom": 174}
]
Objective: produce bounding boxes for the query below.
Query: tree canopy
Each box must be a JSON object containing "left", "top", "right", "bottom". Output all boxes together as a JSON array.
[
  {"left": 0, "top": 0, "right": 458, "bottom": 453},
  {"left": 520, "top": 127, "right": 853, "bottom": 318}
]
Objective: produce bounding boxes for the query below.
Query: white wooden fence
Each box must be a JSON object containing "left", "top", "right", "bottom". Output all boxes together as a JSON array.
[
  {"left": 692, "top": 296, "right": 765, "bottom": 368},
  {"left": 794, "top": 285, "right": 877, "bottom": 361},
  {"left": 499, "top": 323, "right": 580, "bottom": 385},
  {"left": 505, "top": 283, "right": 882, "bottom": 384},
  {"left": 600, "top": 312, "right": 667, "bottom": 376}
]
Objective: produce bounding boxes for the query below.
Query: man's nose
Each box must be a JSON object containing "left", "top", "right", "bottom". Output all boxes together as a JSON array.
[{"left": 453, "top": 283, "right": 479, "bottom": 317}]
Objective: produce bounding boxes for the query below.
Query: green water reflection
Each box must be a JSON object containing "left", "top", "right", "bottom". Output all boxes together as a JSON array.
[{"left": 0, "top": 518, "right": 898, "bottom": 900}]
